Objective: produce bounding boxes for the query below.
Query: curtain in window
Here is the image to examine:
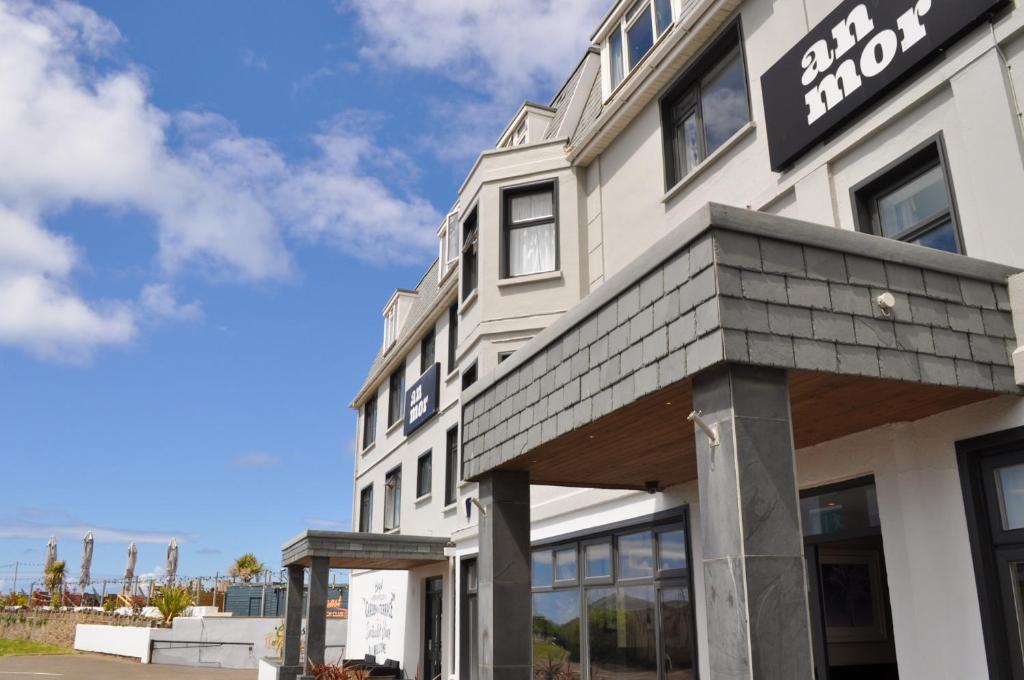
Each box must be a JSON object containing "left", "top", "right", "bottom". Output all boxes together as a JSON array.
[{"left": 509, "top": 223, "right": 556, "bottom": 277}]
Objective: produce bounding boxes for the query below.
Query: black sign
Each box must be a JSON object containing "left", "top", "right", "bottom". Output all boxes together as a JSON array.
[
  {"left": 762, "top": 0, "right": 1005, "bottom": 171},
  {"left": 404, "top": 363, "right": 440, "bottom": 435}
]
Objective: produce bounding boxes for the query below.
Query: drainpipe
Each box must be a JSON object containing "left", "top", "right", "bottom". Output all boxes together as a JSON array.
[{"left": 1010, "top": 273, "right": 1024, "bottom": 386}]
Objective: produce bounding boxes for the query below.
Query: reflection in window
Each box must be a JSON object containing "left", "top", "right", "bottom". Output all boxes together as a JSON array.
[
  {"left": 586, "top": 542, "right": 612, "bottom": 579},
  {"left": 618, "top": 531, "right": 655, "bottom": 579},
  {"left": 504, "top": 185, "right": 557, "bottom": 278},
  {"left": 997, "top": 464, "right": 1024, "bottom": 531},
  {"left": 533, "top": 551, "right": 554, "bottom": 588},
  {"left": 555, "top": 548, "right": 577, "bottom": 582},
  {"left": 532, "top": 591, "right": 582, "bottom": 674},
  {"left": 658, "top": 530, "right": 688, "bottom": 572},
  {"left": 660, "top": 588, "right": 695, "bottom": 680},
  {"left": 801, "top": 482, "right": 880, "bottom": 537},
  {"left": 626, "top": 5, "right": 654, "bottom": 70},
  {"left": 587, "top": 586, "right": 658, "bottom": 680}
]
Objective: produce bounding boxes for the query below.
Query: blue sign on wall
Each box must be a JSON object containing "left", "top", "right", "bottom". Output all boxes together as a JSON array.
[{"left": 404, "top": 362, "right": 440, "bottom": 435}]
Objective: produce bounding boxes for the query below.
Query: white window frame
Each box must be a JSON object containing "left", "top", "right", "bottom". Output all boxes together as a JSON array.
[
  {"left": 438, "top": 210, "right": 460, "bottom": 281},
  {"left": 604, "top": 0, "right": 677, "bottom": 97},
  {"left": 383, "top": 303, "right": 398, "bottom": 350}
]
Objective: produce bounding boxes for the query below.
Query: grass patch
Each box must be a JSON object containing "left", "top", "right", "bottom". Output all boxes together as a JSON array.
[{"left": 0, "top": 640, "right": 72, "bottom": 657}]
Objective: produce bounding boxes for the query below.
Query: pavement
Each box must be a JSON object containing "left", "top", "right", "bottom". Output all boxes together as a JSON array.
[{"left": 0, "top": 653, "right": 256, "bottom": 679}]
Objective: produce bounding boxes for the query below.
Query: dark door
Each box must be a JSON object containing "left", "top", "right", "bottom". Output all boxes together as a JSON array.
[{"left": 424, "top": 577, "right": 444, "bottom": 680}]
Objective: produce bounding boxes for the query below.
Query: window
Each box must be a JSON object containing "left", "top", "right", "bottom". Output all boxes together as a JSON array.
[
  {"left": 447, "top": 304, "right": 458, "bottom": 375},
  {"left": 388, "top": 363, "right": 405, "bottom": 428},
  {"left": 531, "top": 516, "right": 695, "bottom": 680},
  {"left": 503, "top": 182, "right": 557, "bottom": 278},
  {"left": 608, "top": 0, "right": 676, "bottom": 91},
  {"left": 661, "top": 25, "right": 750, "bottom": 186},
  {"left": 421, "top": 329, "right": 435, "bottom": 374},
  {"left": 445, "top": 426, "right": 459, "bottom": 506},
  {"left": 498, "top": 351, "right": 513, "bottom": 364},
  {"left": 383, "top": 304, "right": 398, "bottom": 350},
  {"left": 512, "top": 119, "right": 527, "bottom": 146},
  {"left": 361, "top": 395, "right": 377, "bottom": 450},
  {"left": 461, "top": 362, "right": 478, "bottom": 390},
  {"left": 462, "top": 208, "right": 479, "bottom": 302},
  {"left": 384, "top": 466, "right": 401, "bottom": 531},
  {"left": 853, "top": 140, "right": 963, "bottom": 254},
  {"left": 417, "top": 451, "right": 432, "bottom": 499},
  {"left": 439, "top": 211, "right": 460, "bottom": 278},
  {"left": 358, "top": 485, "right": 373, "bottom": 533}
]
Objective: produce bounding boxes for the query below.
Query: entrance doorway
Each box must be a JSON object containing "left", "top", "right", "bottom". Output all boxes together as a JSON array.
[
  {"left": 802, "top": 479, "right": 899, "bottom": 680},
  {"left": 959, "top": 428, "right": 1024, "bottom": 680},
  {"left": 424, "top": 577, "right": 444, "bottom": 680}
]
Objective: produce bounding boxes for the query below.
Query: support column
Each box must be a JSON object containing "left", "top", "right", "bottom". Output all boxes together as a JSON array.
[
  {"left": 281, "top": 564, "right": 305, "bottom": 680},
  {"left": 691, "top": 364, "right": 814, "bottom": 680},
  {"left": 477, "top": 470, "right": 531, "bottom": 680},
  {"left": 303, "top": 556, "right": 329, "bottom": 676}
]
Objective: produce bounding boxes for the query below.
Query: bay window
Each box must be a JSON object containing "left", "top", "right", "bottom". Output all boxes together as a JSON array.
[
  {"left": 608, "top": 0, "right": 676, "bottom": 91},
  {"left": 438, "top": 210, "right": 460, "bottom": 279},
  {"left": 502, "top": 182, "right": 558, "bottom": 279},
  {"left": 384, "top": 466, "right": 401, "bottom": 531}
]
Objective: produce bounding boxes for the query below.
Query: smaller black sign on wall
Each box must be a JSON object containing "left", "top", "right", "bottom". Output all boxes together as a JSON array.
[
  {"left": 404, "top": 363, "right": 440, "bottom": 436},
  {"left": 762, "top": 0, "right": 1006, "bottom": 171}
]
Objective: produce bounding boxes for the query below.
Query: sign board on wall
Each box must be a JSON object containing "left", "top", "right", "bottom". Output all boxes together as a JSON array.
[
  {"left": 762, "top": 0, "right": 1007, "bottom": 171},
  {"left": 347, "top": 571, "right": 407, "bottom": 664},
  {"left": 404, "top": 363, "right": 440, "bottom": 435}
]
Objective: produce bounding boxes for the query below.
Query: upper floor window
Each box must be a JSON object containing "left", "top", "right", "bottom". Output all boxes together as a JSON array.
[
  {"left": 503, "top": 182, "right": 558, "bottom": 278},
  {"left": 439, "top": 210, "right": 460, "bottom": 279},
  {"left": 447, "top": 303, "right": 458, "bottom": 375},
  {"left": 383, "top": 303, "right": 398, "bottom": 350},
  {"left": 388, "top": 363, "right": 405, "bottom": 428},
  {"left": 853, "top": 140, "right": 963, "bottom": 254},
  {"left": 358, "top": 485, "right": 373, "bottom": 533},
  {"left": 461, "top": 361, "right": 478, "bottom": 390},
  {"left": 661, "top": 25, "right": 749, "bottom": 187},
  {"left": 362, "top": 395, "right": 377, "bottom": 450},
  {"left": 512, "top": 119, "right": 527, "bottom": 146},
  {"left": 445, "top": 426, "right": 459, "bottom": 506},
  {"left": 462, "top": 208, "right": 479, "bottom": 302},
  {"left": 609, "top": 0, "right": 674, "bottom": 91},
  {"left": 417, "top": 450, "right": 432, "bottom": 499},
  {"left": 384, "top": 466, "right": 402, "bottom": 531},
  {"left": 421, "top": 328, "right": 436, "bottom": 374}
]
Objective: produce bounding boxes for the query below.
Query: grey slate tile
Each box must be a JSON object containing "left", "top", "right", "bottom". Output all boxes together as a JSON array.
[
  {"left": 960, "top": 279, "right": 997, "bottom": 309},
  {"left": 720, "top": 297, "right": 770, "bottom": 333},
  {"left": 788, "top": 277, "right": 831, "bottom": 309},
  {"left": 690, "top": 236, "right": 714, "bottom": 276},
  {"left": 884, "top": 263, "right": 926, "bottom": 295},
  {"left": 643, "top": 327, "right": 669, "bottom": 365},
  {"left": 932, "top": 329, "right": 971, "bottom": 359},
  {"left": 947, "top": 304, "right": 985, "bottom": 334},
  {"left": 829, "top": 283, "right": 873, "bottom": 316},
  {"left": 993, "top": 365, "right": 1018, "bottom": 393},
  {"left": 924, "top": 270, "right": 963, "bottom": 302},
  {"left": 956, "top": 360, "right": 993, "bottom": 390},
  {"left": 718, "top": 266, "right": 743, "bottom": 297},
  {"left": 640, "top": 269, "right": 665, "bottom": 308},
  {"left": 854, "top": 317, "right": 897, "bottom": 348},
  {"left": 743, "top": 271, "right": 789, "bottom": 304},
  {"left": 768, "top": 305, "right": 813, "bottom": 338},
  {"left": 669, "top": 312, "right": 697, "bottom": 351},
  {"left": 982, "top": 309, "right": 1016, "bottom": 338},
  {"left": 919, "top": 355, "right": 957, "bottom": 386},
  {"left": 846, "top": 256, "right": 887, "bottom": 287},
  {"left": 878, "top": 349, "right": 921, "bottom": 382},
  {"left": 761, "top": 240, "right": 805, "bottom": 276},
  {"left": 723, "top": 330, "right": 749, "bottom": 362},
  {"left": 970, "top": 334, "right": 1010, "bottom": 364},
  {"left": 716, "top": 231, "right": 762, "bottom": 270},
  {"left": 812, "top": 310, "right": 856, "bottom": 343},
  {"left": 665, "top": 250, "right": 691, "bottom": 289},
  {"left": 659, "top": 347, "right": 687, "bottom": 384},
  {"left": 687, "top": 330, "right": 725, "bottom": 373},
  {"left": 804, "top": 247, "right": 847, "bottom": 282},
  {"left": 747, "top": 332, "right": 796, "bottom": 368},
  {"left": 617, "top": 287, "right": 641, "bottom": 324},
  {"left": 894, "top": 323, "right": 934, "bottom": 354},
  {"left": 793, "top": 338, "right": 838, "bottom": 372},
  {"left": 909, "top": 296, "right": 948, "bottom": 327},
  {"left": 837, "top": 344, "right": 880, "bottom": 377}
]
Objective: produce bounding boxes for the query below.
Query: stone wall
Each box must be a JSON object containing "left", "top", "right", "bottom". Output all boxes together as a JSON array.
[{"left": 0, "top": 611, "right": 161, "bottom": 649}]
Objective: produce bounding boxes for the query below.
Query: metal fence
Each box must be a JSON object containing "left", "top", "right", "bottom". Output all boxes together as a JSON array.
[{"left": 149, "top": 639, "right": 346, "bottom": 669}]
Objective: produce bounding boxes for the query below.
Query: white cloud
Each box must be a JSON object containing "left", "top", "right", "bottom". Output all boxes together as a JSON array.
[
  {"left": 0, "top": 508, "right": 194, "bottom": 544},
  {"left": 239, "top": 47, "right": 268, "bottom": 71},
  {"left": 232, "top": 451, "right": 283, "bottom": 468},
  {"left": 0, "top": 0, "right": 443, "bottom": 362},
  {"left": 139, "top": 283, "right": 202, "bottom": 322},
  {"left": 304, "top": 517, "right": 349, "bottom": 529}
]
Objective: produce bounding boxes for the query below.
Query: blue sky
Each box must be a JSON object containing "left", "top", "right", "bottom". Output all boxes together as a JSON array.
[{"left": 0, "top": 0, "right": 605, "bottom": 588}]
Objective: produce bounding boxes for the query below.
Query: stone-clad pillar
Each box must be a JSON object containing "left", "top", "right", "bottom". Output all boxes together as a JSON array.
[
  {"left": 303, "top": 556, "right": 329, "bottom": 675},
  {"left": 691, "top": 364, "right": 814, "bottom": 680},
  {"left": 281, "top": 564, "right": 305, "bottom": 680},
  {"left": 477, "top": 470, "right": 532, "bottom": 680}
]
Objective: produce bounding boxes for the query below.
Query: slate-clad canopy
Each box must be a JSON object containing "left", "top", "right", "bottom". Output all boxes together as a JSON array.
[
  {"left": 461, "top": 203, "right": 1021, "bottom": 489},
  {"left": 281, "top": 530, "right": 450, "bottom": 570}
]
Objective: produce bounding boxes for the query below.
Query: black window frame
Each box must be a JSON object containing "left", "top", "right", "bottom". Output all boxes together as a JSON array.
[
  {"left": 462, "top": 207, "right": 479, "bottom": 302},
  {"left": 461, "top": 361, "right": 478, "bottom": 391},
  {"left": 387, "top": 362, "right": 405, "bottom": 428},
  {"left": 444, "top": 425, "right": 459, "bottom": 507},
  {"left": 420, "top": 328, "right": 436, "bottom": 375},
  {"left": 358, "top": 484, "right": 373, "bottom": 533},
  {"left": 851, "top": 134, "right": 965, "bottom": 255},
  {"left": 447, "top": 304, "right": 458, "bottom": 376},
  {"left": 361, "top": 395, "right": 377, "bottom": 450},
  {"left": 500, "top": 180, "right": 559, "bottom": 280},
  {"left": 498, "top": 351, "right": 513, "bottom": 364},
  {"left": 384, "top": 464, "right": 402, "bottom": 532},
  {"left": 416, "top": 450, "right": 432, "bottom": 499},
  {"left": 659, "top": 21, "right": 750, "bottom": 189}
]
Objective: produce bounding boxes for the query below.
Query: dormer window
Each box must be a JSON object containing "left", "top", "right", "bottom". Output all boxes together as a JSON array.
[
  {"left": 383, "top": 303, "right": 398, "bottom": 349},
  {"left": 512, "top": 120, "right": 527, "bottom": 147},
  {"left": 438, "top": 210, "right": 460, "bottom": 280},
  {"left": 608, "top": 0, "right": 674, "bottom": 91}
]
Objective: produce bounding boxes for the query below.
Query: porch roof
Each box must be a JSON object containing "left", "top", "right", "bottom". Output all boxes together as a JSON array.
[
  {"left": 461, "top": 203, "right": 1022, "bottom": 489},
  {"left": 281, "top": 530, "right": 450, "bottom": 569}
]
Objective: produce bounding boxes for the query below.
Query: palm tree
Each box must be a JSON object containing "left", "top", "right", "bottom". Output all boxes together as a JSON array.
[
  {"left": 153, "top": 584, "right": 194, "bottom": 624},
  {"left": 229, "top": 553, "right": 265, "bottom": 583},
  {"left": 44, "top": 560, "right": 66, "bottom": 607}
]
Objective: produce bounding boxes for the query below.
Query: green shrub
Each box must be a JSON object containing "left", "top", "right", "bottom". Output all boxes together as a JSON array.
[{"left": 152, "top": 585, "right": 194, "bottom": 624}]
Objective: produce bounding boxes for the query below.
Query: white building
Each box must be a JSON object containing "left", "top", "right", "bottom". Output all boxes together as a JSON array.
[{"left": 275, "top": 1, "right": 1024, "bottom": 679}]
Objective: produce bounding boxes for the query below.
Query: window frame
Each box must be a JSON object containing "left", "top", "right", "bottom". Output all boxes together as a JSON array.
[
  {"left": 358, "top": 484, "right": 373, "bottom": 533},
  {"left": 387, "top": 363, "right": 405, "bottom": 428},
  {"left": 361, "top": 395, "right": 377, "bottom": 451},
  {"left": 420, "top": 328, "right": 436, "bottom": 375},
  {"left": 444, "top": 425, "right": 460, "bottom": 507},
  {"left": 851, "top": 135, "right": 965, "bottom": 255},
  {"left": 447, "top": 304, "right": 458, "bottom": 376},
  {"left": 500, "top": 179, "right": 560, "bottom": 280},
  {"left": 438, "top": 209, "right": 461, "bottom": 281},
  {"left": 416, "top": 450, "right": 433, "bottom": 500},
  {"left": 461, "top": 361, "right": 478, "bottom": 390},
  {"left": 383, "top": 304, "right": 398, "bottom": 350},
  {"left": 607, "top": 0, "right": 677, "bottom": 92},
  {"left": 462, "top": 206, "right": 479, "bottom": 303},
  {"left": 659, "top": 21, "right": 750, "bottom": 189},
  {"left": 384, "top": 464, "right": 402, "bottom": 532}
]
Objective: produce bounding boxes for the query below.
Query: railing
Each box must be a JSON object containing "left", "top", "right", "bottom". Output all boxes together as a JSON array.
[{"left": 149, "top": 639, "right": 346, "bottom": 669}]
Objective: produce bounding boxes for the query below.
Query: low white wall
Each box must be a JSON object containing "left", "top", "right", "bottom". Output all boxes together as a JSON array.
[
  {"left": 74, "top": 624, "right": 156, "bottom": 663},
  {"left": 258, "top": 657, "right": 281, "bottom": 680}
]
